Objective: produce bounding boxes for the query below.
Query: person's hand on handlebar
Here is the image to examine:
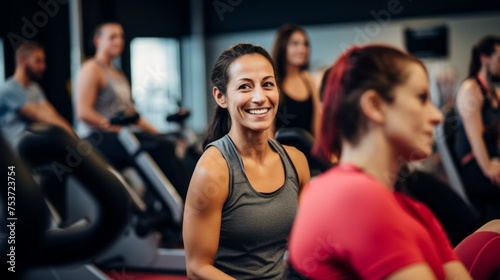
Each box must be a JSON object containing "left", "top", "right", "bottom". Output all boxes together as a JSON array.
[
  {"left": 100, "top": 119, "right": 121, "bottom": 133},
  {"left": 484, "top": 157, "right": 500, "bottom": 186},
  {"left": 109, "top": 111, "right": 140, "bottom": 126}
]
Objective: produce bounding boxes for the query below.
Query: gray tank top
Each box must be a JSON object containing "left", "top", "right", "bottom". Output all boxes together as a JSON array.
[
  {"left": 207, "top": 135, "right": 299, "bottom": 279},
  {"left": 77, "top": 61, "right": 135, "bottom": 137}
]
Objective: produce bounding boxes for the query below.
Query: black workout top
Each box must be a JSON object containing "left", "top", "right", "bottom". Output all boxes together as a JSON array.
[
  {"left": 454, "top": 76, "right": 500, "bottom": 164},
  {"left": 275, "top": 76, "right": 314, "bottom": 135}
]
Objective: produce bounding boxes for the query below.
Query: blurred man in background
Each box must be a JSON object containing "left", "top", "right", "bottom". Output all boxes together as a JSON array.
[{"left": 0, "top": 41, "right": 75, "bottom": 151}]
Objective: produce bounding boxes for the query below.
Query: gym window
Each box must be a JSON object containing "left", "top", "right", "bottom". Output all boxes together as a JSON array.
[{"left": 130, "top": 37, "right": 182, "bottom": 133}]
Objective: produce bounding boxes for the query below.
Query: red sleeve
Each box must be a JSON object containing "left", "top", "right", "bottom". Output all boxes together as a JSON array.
[
  {"left": 333, "top": 184, "right": 429, "bottom": 280},
  {"left": 289, "top": 168, "right": 455, "bottom": 279},
  {"left": 289, "top": 171, "right": 432, "bottom": 280}
]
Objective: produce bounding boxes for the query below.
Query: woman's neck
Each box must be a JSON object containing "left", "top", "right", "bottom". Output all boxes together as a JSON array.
[
  {"left": 286, "top": 64, "right": 302, "bottom": 77},
  {"left": 339, "top": 131, "right": 401, "bottom": 190},
  {"left": 478, "top": 68, "right": 492, "bottom": 90},
  {"left": 95, "top": 52, "right": 113, "bottom": 67},
  {"left": 228, "top": 126, "right": 270, "bottom": 163}
]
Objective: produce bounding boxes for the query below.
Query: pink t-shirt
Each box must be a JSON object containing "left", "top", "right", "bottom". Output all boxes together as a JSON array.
[{"left": 288, "top": 163, "right": 457, "bottom": 279}]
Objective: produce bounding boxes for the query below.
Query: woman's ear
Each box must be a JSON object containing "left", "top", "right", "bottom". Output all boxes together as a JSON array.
[
  {"left": 359, "top": 89, "right": 385, "bottom": 124},
  {"left": 213, "top": 87, "right": 227, "bottom": 109}
]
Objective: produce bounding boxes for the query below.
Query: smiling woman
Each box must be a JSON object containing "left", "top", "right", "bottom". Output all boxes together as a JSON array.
[
  {"left": 215, "top": 53, "right": 279, "bottom": 133},
  {"left": 183, "top": 43, "right": 310, "bottom": 279}
]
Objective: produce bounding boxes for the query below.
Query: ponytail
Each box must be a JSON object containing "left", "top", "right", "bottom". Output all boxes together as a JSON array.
[
  {"left": 203, "top": 106, "right": 230, "bottom": 148},
  {"left": 468, "top": 36, "right": 500, "bottom": 78},
  {"left": 468, "top": 47, "right": 481, "bottom": 78},
  {"left": 313, "top": 53, "right": 349, "bottom": 161}
]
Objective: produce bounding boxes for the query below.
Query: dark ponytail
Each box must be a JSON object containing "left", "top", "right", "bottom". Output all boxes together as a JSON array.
[
  {"left": 468, "top": 36, "right": 500, "bottom": 78},
  {"left": 468, "top": 47, "right": 481, "bottom": 78},
  {"left": 203, "top": 43, "right": 277, "bottom": 148},
  {"left": 203, "top": 106, "right": 230, "bottom": 148}
]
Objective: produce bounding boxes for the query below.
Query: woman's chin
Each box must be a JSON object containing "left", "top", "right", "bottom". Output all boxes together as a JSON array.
[
  {"left": 243, "top": 124, "right": 272, "bottom": 134},
  {"left": 407, "top": 147, "right": 431, "bottom": 162}
]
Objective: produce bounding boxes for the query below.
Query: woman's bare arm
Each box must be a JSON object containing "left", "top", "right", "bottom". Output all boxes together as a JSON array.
[
  {"left": 183, "top": 147, "right": 235, "bottom": 280},
  {"left": 76, "top": 61, "right": 120, "bottom": 132},
  {"left": 283, "top": 145, "right": 310, "bottom": 196},
  {"left": 456, "top": 79, "right": 500, "bottom": 185}
]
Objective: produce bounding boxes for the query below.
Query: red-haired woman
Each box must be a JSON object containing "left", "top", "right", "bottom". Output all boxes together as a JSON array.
[{"left": 288, "top": 45, "right": 500, "bottom": 280}]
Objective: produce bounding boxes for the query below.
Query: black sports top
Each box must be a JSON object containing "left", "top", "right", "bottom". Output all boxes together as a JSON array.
[
  {"left": 454, "top": 76, "right": 500, "bottom": 164},
  {"left": 275, "top": 76, "right": 314, "bottom": 135}
]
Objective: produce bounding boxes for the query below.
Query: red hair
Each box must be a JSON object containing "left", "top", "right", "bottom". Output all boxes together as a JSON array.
[
  {"left": 315, "top": 44, "right": 424, "bottom": 160},
  {"left": 315, "top": 47, "right": 355, "bottom": 160}
]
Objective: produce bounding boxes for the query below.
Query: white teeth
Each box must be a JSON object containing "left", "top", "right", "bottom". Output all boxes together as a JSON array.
[{"left": 248, "top": 108, "right": 269, "bottom": 115}]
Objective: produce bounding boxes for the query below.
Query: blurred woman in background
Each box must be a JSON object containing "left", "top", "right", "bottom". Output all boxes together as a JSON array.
[
  {"left": 272, "top": 24, "right": 321, "bottom": 138},
  {"left": 454, "top": 36, "right": 500, "bottom": 220}
]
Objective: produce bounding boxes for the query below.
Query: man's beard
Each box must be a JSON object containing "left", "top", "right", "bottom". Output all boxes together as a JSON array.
[{"left": 25, "top": 65, "right": 43, "bottom": 82}]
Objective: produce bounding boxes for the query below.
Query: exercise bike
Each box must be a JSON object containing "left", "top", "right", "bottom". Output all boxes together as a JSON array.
[
  {"left": 275, "top": 127, "right": 333, "bottom": 176},
  {"left": 65, "top": 112, "right": 187, "bottom": 273},
  {"left": 1, "top": 124, "right": 131, "bottom": 279},
  {"left": 165, "top": 105, "right": 202, "bottom": 177}
]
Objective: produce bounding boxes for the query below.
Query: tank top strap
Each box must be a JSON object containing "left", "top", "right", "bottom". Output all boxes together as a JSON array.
[
  {"left": 205, "top": 135, "right": 242, "bottom": 166},
  {"left": 93, "top": 60, "right": 126, "bottom": 81},
  {"left": 474, "top": 76, "right": 489, "bottom": 98},
  {"left": 205, "top": 135, "right": 246, "bottom": 187},
  {"left": 475, "top": 75, "right": 499, "bottom": 105},
  {"left": 93, "top": 60, "right": 111, "bottom": 76},
  {"left": 206, "top": 135, "right": 300, "bottom": 192},
  {"left": 268, "top": 138, "right": 300, "bottom": 191}
]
